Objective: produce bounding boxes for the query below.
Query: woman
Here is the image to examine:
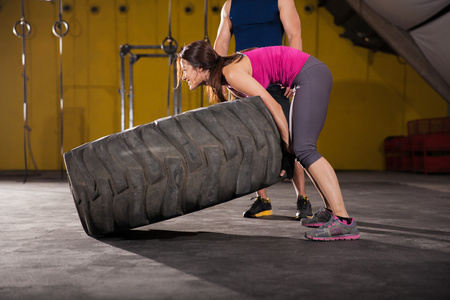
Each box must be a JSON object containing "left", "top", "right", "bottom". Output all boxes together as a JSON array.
[{"left": 177, "top": 40, "right": 359, "bottom": 241}]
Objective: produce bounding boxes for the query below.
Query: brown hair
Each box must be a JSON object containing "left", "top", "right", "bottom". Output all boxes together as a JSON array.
[{"left": 177, "top": 40, "right": 244, "bottom": 104}]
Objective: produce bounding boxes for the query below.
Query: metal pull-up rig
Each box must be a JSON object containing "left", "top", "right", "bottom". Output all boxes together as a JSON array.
[{"left": 118, "top": 0, "right": 180, "bottom": 132}]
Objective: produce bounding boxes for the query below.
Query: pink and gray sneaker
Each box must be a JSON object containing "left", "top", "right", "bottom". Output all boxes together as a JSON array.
[
  {"left": 301, "top": 207, "right": 333, "bottom": 228},
  {"left": 304, "top": 215, "right": 360, "bottom": 241}
]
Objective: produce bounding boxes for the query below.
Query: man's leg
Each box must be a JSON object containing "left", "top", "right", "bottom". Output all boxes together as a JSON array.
[{"left": 243, "top": 84, "right": 311, "bottom": 219}]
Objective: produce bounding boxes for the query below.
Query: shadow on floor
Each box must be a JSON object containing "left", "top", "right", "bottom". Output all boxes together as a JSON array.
[{"left": 99, "top": 228, "right": 450, "bottom": 300}]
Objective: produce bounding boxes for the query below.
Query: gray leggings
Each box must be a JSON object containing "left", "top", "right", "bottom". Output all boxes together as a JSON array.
[{"left": 289, "top": 56, "right": 333, "bottom": 169}]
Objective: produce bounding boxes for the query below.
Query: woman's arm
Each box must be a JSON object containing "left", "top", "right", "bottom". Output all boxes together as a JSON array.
[{"left": 223, "top": 64, "right": 291, "bottom": 151}]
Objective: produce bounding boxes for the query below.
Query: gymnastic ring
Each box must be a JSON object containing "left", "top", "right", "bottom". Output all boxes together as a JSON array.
[
  {"left": 52, "top": 20, "right": 69, "bottom": 38},
  {"left": 13, "top": 19, "right": 31, "bottom": 38},
  {"left": 161, "top": 36, "right": 178, "bottom": 55}
]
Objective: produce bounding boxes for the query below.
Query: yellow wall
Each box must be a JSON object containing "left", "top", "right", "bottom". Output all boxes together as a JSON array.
[{"left": 0, "top": 0, "right": 447, "bottom": 171}]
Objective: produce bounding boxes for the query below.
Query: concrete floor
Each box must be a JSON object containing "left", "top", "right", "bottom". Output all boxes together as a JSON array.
[{"left": 1, "top": 171, "right": 450, "bottom": 300}]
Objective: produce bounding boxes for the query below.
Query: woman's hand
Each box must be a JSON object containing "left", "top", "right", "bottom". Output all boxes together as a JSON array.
[
  {"left": 280, "top": 139, "right": 295, "bottom": 178},
  {"left": 282, "top": 86, "right": 294, "bottom": 98},
  {"left": 283, "top": 140, "right": 293, "bottom": 154},
  {"left": 280, "top": 147, "right": 296, "bottom": 179}
]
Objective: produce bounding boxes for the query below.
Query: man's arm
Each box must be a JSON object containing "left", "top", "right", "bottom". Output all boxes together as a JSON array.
[
  {"left": 214, "top": 0, "right": 233, "bottom": 56},
  {"left": 279, "top": 0, "right": 302, "bottom": 51}
]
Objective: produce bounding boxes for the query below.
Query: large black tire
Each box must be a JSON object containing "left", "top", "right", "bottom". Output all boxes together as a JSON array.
[{"left": 64, "top": 97, "right": 283, "bottom": 237}]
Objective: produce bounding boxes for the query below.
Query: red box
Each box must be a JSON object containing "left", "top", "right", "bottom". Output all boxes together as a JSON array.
[
  {"left": 408, "top": 117, "right": 450, "bottom": 136},
  {"left": 424, "top": 132, "right": 450, "bottom": 151},
  {"left": 411, "top": 133, "right": 450, "bottom": 174},
  {"left": 384, "top": 136, "right": 408, "bottom": 171},
  {"left": 384, "top": 133, "right": 450, "bottom": 173},
  {"left": 384, "top": 136, "right": 406, "bottom": 153}
]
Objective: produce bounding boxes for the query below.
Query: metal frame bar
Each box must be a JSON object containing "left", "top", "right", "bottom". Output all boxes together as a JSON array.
[{"left": 119, "top": 44, "right": 180, "bottom": 131}]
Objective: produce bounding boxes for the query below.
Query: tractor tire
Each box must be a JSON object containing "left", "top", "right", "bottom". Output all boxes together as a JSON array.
[{"left": 64, "top": 96, "right": 283, "bottom": 237}]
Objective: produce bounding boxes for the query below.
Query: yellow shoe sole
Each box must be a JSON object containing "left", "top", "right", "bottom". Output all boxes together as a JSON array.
[{"left": 252, "top": 210, "right": 273, "bottom": 217}]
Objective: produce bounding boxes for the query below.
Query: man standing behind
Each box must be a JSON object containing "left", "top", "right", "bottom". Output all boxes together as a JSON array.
[{"left": 214, "top": 0, "right": 312, "bottom": 220}]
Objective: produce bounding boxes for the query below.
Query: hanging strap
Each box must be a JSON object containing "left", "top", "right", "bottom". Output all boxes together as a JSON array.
[
  {"left": 203, "top": 0, "right": 210, "bottom": 43},
  {"left": 200, "top": 0, "right": 210, "bottom": 107},
  {"left": 52, "top": 0, "right": 69, "bottom": 180},
  {"left": 161, "top": 0, "right": 178, "bottom": 56},
  {"left": 13, "top": 0, "right": 38, "bottom": 182},
  {"left": 161, "top": 0, "right": 179, "bottom": 115}
]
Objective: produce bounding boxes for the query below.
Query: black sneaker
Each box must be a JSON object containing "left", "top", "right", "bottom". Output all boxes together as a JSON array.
[
  {"left": 243, "top": 196, "right": 273, "bottom": 218},
  {"left": 295, "top": 196, "right": 313, "bottom": 220}
]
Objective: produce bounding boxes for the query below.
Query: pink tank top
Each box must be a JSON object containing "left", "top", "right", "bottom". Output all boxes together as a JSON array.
[{"left": 244, "top": 46, "right": 310, "bottom": 88}]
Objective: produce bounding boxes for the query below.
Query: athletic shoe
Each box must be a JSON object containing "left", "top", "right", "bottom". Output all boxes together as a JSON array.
[
  {"left": 243, "top": 196, "right": 273, "bottom": 218},
  {"left": 305, "top": 215, "right": 360, "bottom": 241},
  {"left": 295, "top": 196, "right": 313, "bottom": 220},
  {"left": 301, "top": 207, "right": 332, "bottom": 227}
]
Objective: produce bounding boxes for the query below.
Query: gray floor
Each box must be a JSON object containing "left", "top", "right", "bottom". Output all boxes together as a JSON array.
[{"left": 1, "top": 171, "right": 450, "bottom": 300}]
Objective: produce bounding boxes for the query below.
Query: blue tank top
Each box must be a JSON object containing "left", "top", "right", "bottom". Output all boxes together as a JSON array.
[{"left": 230, "top": 0, "right": 284, "bottom": 51}]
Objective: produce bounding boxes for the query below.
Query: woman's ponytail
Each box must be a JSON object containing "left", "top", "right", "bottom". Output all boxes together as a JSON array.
[{"left": 207, "top": 56, "right": 227, "bottom": 104}]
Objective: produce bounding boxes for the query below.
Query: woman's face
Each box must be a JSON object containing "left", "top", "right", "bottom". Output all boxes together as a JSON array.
[{"left": 180, "top": 59, "right": 208, "bottom": 90}]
